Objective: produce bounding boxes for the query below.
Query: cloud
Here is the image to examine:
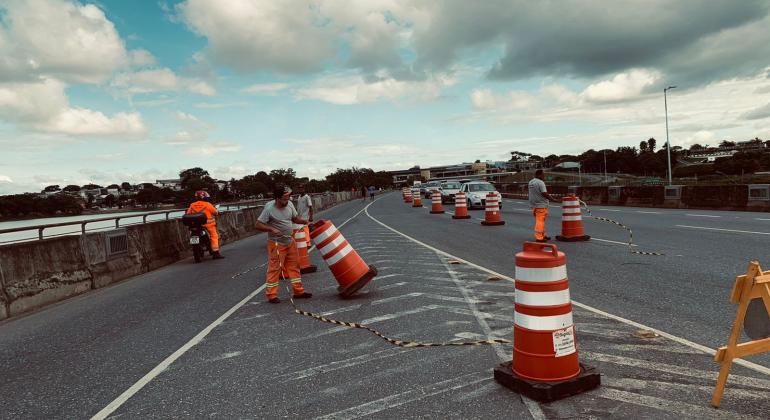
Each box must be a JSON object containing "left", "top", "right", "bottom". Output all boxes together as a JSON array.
[
  {"left": 42, "top": 108, "right": 146, "bottom": 137},
  {"left": 581, "top": 69, "right": 661, "bottom": 103},
  {"left": 242, "top": 83, "right": 289, "bottom": 95},
  {"left": 186, "top": 141, "right": 242, "bottom": 156},
  {"left": 0, "top": 0, "right": 128, "bottom": 83},
  {"left": 296, "top": 72, "right": 455, "bottom": 105},
  {"left": 188, "top": 80, "right": 216, "bottom": 96},
  {"left": 194, "top": 101, "right": 249, "bottom": 109},
  {"left": 470, "top": 89, "right": 536, "bottom": 110},
  {"left": 0, "top": 175, "right": 12, "bottom": 183},
  {"left": 112, "top": 68, "right": 216, "bottom": 96},
  {"left": 129, "top": 49, "right": 157, "bottom": 67},
  {"left": 741, "top": 103, "right": 770, "bottom": 120}
]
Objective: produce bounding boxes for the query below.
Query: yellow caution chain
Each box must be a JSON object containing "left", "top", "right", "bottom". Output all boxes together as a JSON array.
[
  {"left": 579, "top": 200, "right": 665, "bottom": 256},
  {"left": 289, "top": 294, "right": 511, "bottom": 348}
]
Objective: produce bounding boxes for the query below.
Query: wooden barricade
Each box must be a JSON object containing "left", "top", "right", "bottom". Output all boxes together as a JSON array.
[{"left": 712, "top": 261, "right": 770, "bottom": 408}]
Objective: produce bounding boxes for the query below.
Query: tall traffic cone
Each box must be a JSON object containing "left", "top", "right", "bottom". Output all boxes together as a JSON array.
[
  {"left": 309, "top": 220, "right": 377, "bottom": 298},
  {"left": 452, "top": 191, "right": 471, "bottom": 219},
  {"left": 412, "top": 188, "right": 423, "bottom": 207},
  {"left": 556, "top": 194, "right": 590, "bottom": 242},
  {"left": 481, "top": 193, "right": 505, "bottom": 226},
  {"left": 430, "top": 191, "right": 444, "bottom": 214},
  {"left": 404, "top": 188, "right": 413, "bottom": 203},
  {"left": 293, "top": 224, "right": 317, "bottom": 274},
  {"left": 494, "top": 242, "right": 600, "bottom": 402}
]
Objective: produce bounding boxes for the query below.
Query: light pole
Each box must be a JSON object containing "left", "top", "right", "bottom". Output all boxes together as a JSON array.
[
  {"left": 603, "top": 149, "right": 607, "bottom": 182},
  {"left": 664, "top": 85, "right": 677, "bottom": 184}
]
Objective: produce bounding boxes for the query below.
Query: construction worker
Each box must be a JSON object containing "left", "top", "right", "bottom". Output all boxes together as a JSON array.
[
  {"left": 296, "top": 184, "right": 313, "bottom": 248},
  {"left": 255, "top": 184, "right": 312, "bottom": 303},
  {"left": 186, "top": 190, "right": 224, "bottom": 259},
  {"left": 528, "top": 169, "right": 560, "bottom": 243}
]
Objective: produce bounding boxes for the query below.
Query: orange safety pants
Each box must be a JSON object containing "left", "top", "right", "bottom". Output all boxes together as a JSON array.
[
  {"left": 265, "top": 240, "right": 305, "bottom": 300},
  {"left": 533, "top": 208, "right": 549, "bottom": 240},
  {"left": 204, "top": 223, "right": 219, "bottom": 251}
]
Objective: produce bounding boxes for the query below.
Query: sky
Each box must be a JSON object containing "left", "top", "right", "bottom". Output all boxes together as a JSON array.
[{"left": 1, "top": 0, "right": 770, "bottom": 194}]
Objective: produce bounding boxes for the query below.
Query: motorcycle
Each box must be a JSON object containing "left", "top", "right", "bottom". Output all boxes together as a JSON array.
[{"left": 181, "top": 212, "right": 211, "bottom": 263}]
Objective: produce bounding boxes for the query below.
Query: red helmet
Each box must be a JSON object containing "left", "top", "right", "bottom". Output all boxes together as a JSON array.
[{"left": 194, "top": 190, "right": 210, "bottom": 200}]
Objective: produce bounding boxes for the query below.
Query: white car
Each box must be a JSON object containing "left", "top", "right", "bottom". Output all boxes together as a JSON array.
[
  {"left": 438, "top": 181, "right": 461, "bottom": 203},
  {"left": 459, "top": 181, "right": 502, "bottom": 209},
  {"left": 422, "top": 180, "right": 442, "bottom": 198}
]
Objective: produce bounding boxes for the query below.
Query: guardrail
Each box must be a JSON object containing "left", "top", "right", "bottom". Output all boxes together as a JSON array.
[{"left": 0, "top": 199, "right": 269, "bottom": 244}]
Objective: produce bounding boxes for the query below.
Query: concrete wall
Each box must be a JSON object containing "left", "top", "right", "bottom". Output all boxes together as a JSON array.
[{"left": 0, "top": 191, "right": 353, "bottom": 320}]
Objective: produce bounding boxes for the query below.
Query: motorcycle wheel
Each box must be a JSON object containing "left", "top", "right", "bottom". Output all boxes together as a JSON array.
[{"left": 193, "top": 244, "right": 203, "bottom": 263}]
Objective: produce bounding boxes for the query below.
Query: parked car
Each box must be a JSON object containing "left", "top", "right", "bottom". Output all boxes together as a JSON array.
[
  {"left": 438, "top": 181, "right": 461, "bottom": 203},
  {"left": 459, "top": 181, "right": 502, "bottom": 209},
  {"left": 421, "top": 180, "right": 442, "bottom": 198}
]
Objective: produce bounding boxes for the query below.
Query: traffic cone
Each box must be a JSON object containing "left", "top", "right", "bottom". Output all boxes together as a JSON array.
[
  {"left": 293, "top": 224, "right": 317, "bottom": 274},
  {"left": 404, "top": 188, "right": 413, "bottom": 203},
  {"left": 452, "top": 192, "right": 471, "bottom": 219},
  {"left": 309, "top": 220, "right": 377, "bottom": 298},
  {"left": 430, "top": 191, "right": 444, "bottom": 214},
  {"left": 556, "top": 195, "right": 590, "bottom": 242},
  {"left": 412, "top": 188, "right": 423, "bottom": 207},
  {"left": 481, "top": 193, "right": 505, "bottom": 226},
  {"left": 494, "top": 242, "right": 600, "bottom": 402}
]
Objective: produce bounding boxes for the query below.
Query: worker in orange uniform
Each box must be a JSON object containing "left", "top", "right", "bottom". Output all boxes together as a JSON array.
[
  {"left": 528, "top": 169, "right": 560, "bottom": 243},
  {"left": 255, "top": 184, "right": 313, "bottom": 304},
  {"left": 186, "top": 190, "right": 224, "bottom": 259}
]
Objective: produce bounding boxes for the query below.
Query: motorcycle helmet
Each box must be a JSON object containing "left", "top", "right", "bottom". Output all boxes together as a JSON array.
[{"left": 195, "top": 190, "right": 210, "bottom": 200}]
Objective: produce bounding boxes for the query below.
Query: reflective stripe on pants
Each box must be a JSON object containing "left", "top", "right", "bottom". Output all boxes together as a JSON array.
[{"left": 266, "top": 240, "right": 305, "bottom": 299}]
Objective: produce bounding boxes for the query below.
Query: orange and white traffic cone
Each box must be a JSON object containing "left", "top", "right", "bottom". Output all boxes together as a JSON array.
[
  {"left": 494, "top": 242, "right": 600, "bottom": 402},
  {"left": 309, "top": 220, "right": 377, "bottom": 298},
  {"left": 430, "top": 191, "right": 444, "bottom": 214},
  {"left": 412, "top": 188, "right": 423, "bottom": 207},
  {"left": 294, "top": 224, "right": 317, "bottom": 274},
  {"left": 452, "top": 191, "right": 470, "bottom": 219},
  {"left": 481, "top": 193, "right": 504, "bottom": 226},
  {"left": 404, "top": 188, "right": 413, "bottom": 203},
  {"left": 556, "top": 195, "right": 590, "bottom": 242}
]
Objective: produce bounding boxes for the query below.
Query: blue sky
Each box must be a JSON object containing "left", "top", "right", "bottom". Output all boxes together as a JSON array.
[{"left": 1, "top": 0, "right": 770, "bottom": 194}]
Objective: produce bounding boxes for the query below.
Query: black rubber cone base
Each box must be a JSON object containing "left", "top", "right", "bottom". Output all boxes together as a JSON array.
[
  {"left": 300, "top": 265, "right": 317, "bottom": 274},
  {"left": 430, "top": 210, "right": 445, "bottom": 214},
  {"left": 412, "top": 204, "right": 423, "bottom": 208},
  {"left": 481, "top": 220, "right": 505, "bottom": 226},
  {"left": 452, "top": 215, "right": 471, "bottom": 219},
  {"left": 339, "top": 265, "right": 378, "bottom": 299},
  {"left": 556, "top": 235, "right": 591, "bottom": 242},
  {"left": 494, "top": 361, "right": 600, "bottom": 403}
]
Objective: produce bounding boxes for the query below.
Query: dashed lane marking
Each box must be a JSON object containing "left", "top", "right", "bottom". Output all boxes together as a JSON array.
[
  {"left": 591, "top": 237, "right": 639, "bottom": 247},
  {"left": 636, "top": 211, "right": 662, "bottom": 214},
  {"left": 598, "top": 208, "right": 622, "bottom": 212},
  {"left": 676, "top": 225, "right": 770, "bottom": 236},
  {"left": 756, "top": 218, "right": 770, "bottom": 221},
  {"left": 365, "top": 204, "right": 770, "bottom": 377},
  {"left": 685, "top": 214, "right": 721, "bottom": 218}
]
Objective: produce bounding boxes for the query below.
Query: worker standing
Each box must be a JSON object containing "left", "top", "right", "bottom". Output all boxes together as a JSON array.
[
  {"left": 255, "top": 184, "right": 312, "bottom": 303},
  {"left": 186, "top": 190, "right": 224, "bottom": 259},
  {"left": 528, "top": 169, "right": 560, "bottom": 243},
  {"left": 296, "top": 184, "right": 313, "bottom": 248}
]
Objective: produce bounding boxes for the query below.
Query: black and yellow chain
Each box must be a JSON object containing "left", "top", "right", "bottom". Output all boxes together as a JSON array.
[{"left": 578, "top": 199, "right": 665, "bottom": 256}]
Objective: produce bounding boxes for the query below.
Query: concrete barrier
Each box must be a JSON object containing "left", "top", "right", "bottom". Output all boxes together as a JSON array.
[{"left": 0, "top": 191, "right": 354, "bottom": 320}]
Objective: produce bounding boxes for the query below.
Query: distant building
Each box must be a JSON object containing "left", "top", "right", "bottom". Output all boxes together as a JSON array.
[
  {"left": 155, "top": 179, "right": 182, "bottom": 190},
  {"left": 555, "top": 162, "right": 581, "bottom": 170}
]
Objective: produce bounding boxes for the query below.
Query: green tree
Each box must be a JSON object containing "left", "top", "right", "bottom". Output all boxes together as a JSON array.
[
  {"left": 121, "top": 182, "right": 133, "bottom": 191},
  {"left": 63, "top": 185, "right": 81, "bottom": 192},
  {"left": 43, "top": 185, "right": 61, "bottom": 193},
  {"left": 647, "top": 138, "right": 657, "bottom": 152}
]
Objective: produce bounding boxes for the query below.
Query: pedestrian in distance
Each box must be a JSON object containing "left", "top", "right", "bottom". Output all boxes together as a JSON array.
[
  {"left": 186, "top": 190, "right": 224, "bottom": 259},
  {"left": 255, "top": 184, "right": 313, "bottom": 304},
  {"left": 368, "top": 185, "right": 375, "bottom": 200},
  {"left": 528, "top": 169, "right": 561, "bottom": 243},
  {"left": 296, "top": 184, "right": 314, "bottom": 224}
]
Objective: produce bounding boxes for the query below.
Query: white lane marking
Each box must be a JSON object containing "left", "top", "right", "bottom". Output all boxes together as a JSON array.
[
  {"left": 594, "top": 388, "right": 748, "bottom": 420},
  {"left": 676, "top": 225, "right": 770, "bottom": 236},
  {"left": 598, "top": 208, "right": 622, "bottom": 212},
  {"left": 275, "top": 347, "right": 410, "bottom": 383},
  {"left": 755, "top": 218, "right": 770, "bottom": 221},
  {"left": 685, "top": 214, "right": 721, "bottom": 218},
  {"left": 591, "top": 237, "right": 638, "bottom": 247},
  {"left": 636, "top": 211, "right": 662, "bottom": 214},
  {"left": 91, "top": 284, "right": 266, "bottom": 420},
  {"left": 365, "top": 205, "right": 770, "bottom": 376}
]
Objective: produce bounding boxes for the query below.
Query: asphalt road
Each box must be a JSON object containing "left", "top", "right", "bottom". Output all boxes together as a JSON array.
[{"left": 2, "top": 193, "right": 770, "bottom": 419}]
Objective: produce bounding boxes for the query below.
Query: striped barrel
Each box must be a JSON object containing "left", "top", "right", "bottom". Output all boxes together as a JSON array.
[
  {"left": 411, "top": 188, "right": 422, "bottom": 207},
  {"left": 481, "top": 193, "right": 504, "bottom": 226},
  {"left": 293, "top": 224, "right": 317, "bottom": 274},
  {"left": 309, "top": 220, "right": 377, "bottom": 298},
  {"left": 556, "top": 194, "right": 590, "bottom": 241},
  {"left": 404, "top": 188, "right": 413, "bottom": 203},
  {"left": 513, "top": 242, "right": 580, "bottom": 381},
  {"left": 452, "top": 192, "right": 470, "bottom": 219},
  {"left": 430, "top": 191, "right": 444, "bottom": 214}
]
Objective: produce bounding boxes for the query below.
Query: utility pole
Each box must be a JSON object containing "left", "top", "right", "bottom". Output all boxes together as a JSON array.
[
  {"left": 664, "top": 85, "right": 677, "bottom": 185},
  {"left": 603, "top": 150, "right": 607, "bottom": 182}
]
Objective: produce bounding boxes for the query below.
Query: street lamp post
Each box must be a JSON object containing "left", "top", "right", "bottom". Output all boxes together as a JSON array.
[
  {"left": 603, "top": 149, "right": 607, "bottom": 182},
  {"left": 664, "top": 85, "right": 677, "bottom": 185}
]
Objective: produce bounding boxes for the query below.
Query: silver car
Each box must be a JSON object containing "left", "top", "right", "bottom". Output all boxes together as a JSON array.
[
  {"left": 438, "top": 181, "right": 461, "bottom": 203},
  {"left": 459, "top": 181, "right": 502, "bottom": 209}
]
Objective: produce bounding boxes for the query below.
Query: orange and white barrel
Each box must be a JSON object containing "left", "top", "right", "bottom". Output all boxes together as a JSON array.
[
  {"left": 452, "top": 191, "right": 470, "bottom": 219},
  {"left": 309, "top": 220, "right": 377, "bottom": 298},
  {"left": 556, "top": 194, "right": 590, "bottom": 242},
  {"left": 411, "top": 188, "right": 422, "bottom": 207},
  {"left": 430, "top": 191, "right": 444, "bottom": 214},
  {"left": 404, "top": 188, "right": 413, "bottom": 203},
  {"left": 481, "top": 193, "right": 505, "bottom": 226},
  {"left": 513, "top": 242, "right": 579, "bottom": 381},
  {"left": 293, "top": 224, "right": 317, "bottom": 274}
]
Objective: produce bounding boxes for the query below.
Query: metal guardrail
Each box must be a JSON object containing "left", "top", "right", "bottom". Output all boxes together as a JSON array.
[{"left": 0, "top": 199, "right": 269, "bottom": 243}]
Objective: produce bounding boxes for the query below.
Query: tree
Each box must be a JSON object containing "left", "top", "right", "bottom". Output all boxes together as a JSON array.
[
  {"left": 647, "top": 138, "right": 657, "bottom": 152},
  {"left": 43, "top": 185, "right": 61, "bottom": 193},
  {"left": 104, "top": 194, "right": 116, "bottom": 208},
  {"left": 269, "top": 168, "right": 297, "bottom": 188},
  {"left": 639, "top": 140, "right": 648, "bottom": 152},
  {"left": 719, "top": 140, "right": 736, "bottom": 148},
  {"left": 689, "top": 144, "right": 703, "bottom": 151},
  {"left": 231, "top": 175, "right": 269, "bottom": 198},
  {"left": 107, "top": 184, "right": 120, "bottom": 190},
  {"left": 136, "top": 186, "right": 163, "bottom": 208},
  {"left": 179, "top": 167, "right": 214, "bottom": 189},
  {"left": 82, "top": 183, "right": 102, "bottom": 190},
  {"left": 121, "top": 182, "right": 133, "bottom": 191},
  {"left": 63, "top": 185, "right": 81, "bottom": 192}
]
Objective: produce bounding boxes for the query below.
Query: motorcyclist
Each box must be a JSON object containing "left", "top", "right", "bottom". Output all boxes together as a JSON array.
[{"left": 186, "top": 190, "right": 224, "bottom": 259}]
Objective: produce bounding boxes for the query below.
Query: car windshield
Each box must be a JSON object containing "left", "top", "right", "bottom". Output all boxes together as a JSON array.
[
  {"left": 442, "top": 183, "right": 460, "bottom": 189},
  {"left": 469, "top": 183, "right": 495, "bottom": 192}
]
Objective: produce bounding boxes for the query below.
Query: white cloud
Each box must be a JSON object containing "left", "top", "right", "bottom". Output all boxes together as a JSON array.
[
  {"left": 129, "top": 49, "right": 157, "bottom": 67},
  {"left": 242, "top": 83, "right": 289, "bottom": 95},
  {"left": 188, "top": 80, "right": 216, "bottom": 96},
  {"left": 112, "top": 68, "right": 216, "bottom": 96},
  {"left": 470, "top": 89, "right": 536, "bottom": 110},
  {"left": 581, "top": 69, "right": 661, "bottom": 103},
  {"left": 186, "top": 141, "right": 242, "bottom": 156},
  {"left": 296, "top": 73, "right": 454, "bottom": 105},
  {"left": 42, "top": 108, "right": 146, "bottom": 137},
  {"left": 0, "top": 175, "right": 12, "bottom": 183},
  {"left": 0, "top": 0, "right": 128, "bottom": 83}
]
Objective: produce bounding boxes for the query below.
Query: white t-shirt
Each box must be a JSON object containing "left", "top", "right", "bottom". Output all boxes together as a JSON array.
[
  {"left": 258, "top": 200, "right": 298, "bottom": 244},
  {"left": 528, "top": 178, "right": 549, "bottom": 208},
  {"left": 297, "top": 194, "right": 312, "bottom": 220}
]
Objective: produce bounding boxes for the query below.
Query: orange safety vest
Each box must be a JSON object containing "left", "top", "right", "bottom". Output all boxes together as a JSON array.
[{"left": 186, "top": 201, "right": 218, "bottom": 225}]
